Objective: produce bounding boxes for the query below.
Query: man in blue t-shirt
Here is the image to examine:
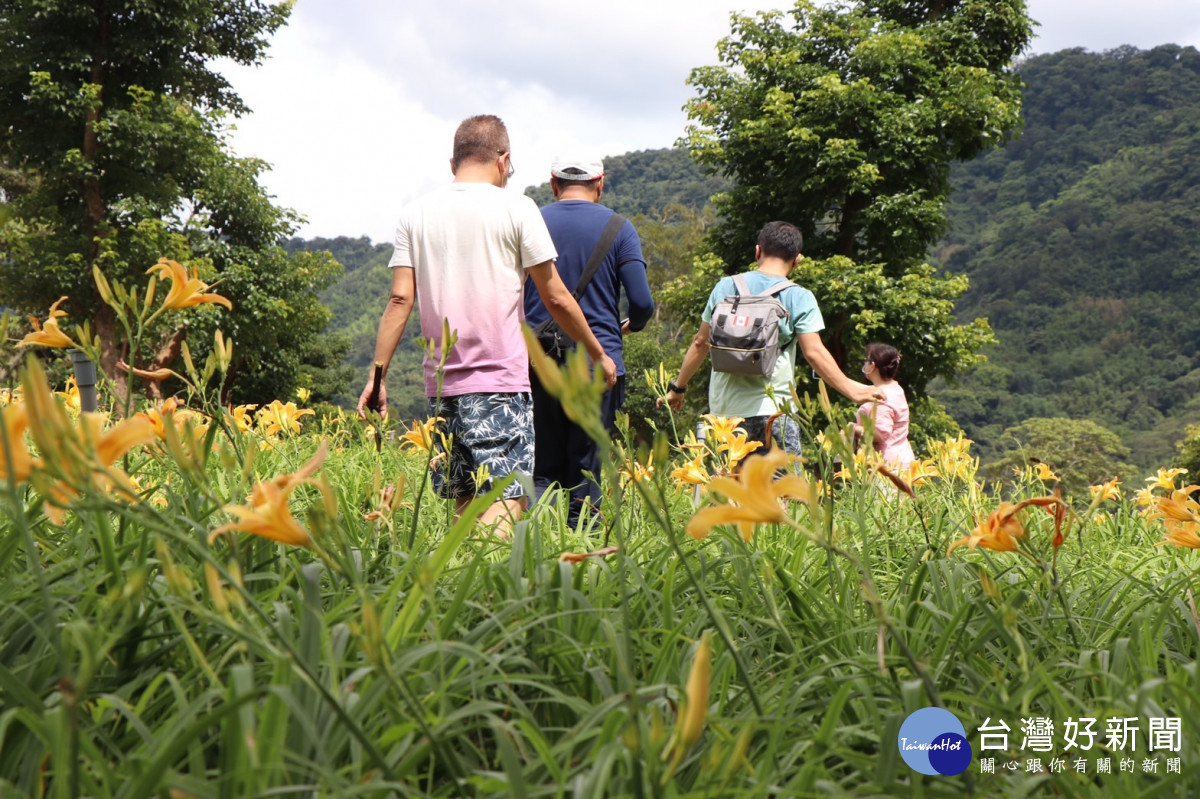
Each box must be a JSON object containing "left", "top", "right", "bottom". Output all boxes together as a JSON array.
[
  {"left": 662, "top": 221, "right": 878, "bottom": 455},
  {"left": 525, "top": 157, "right": 655, "bottom": 526}
]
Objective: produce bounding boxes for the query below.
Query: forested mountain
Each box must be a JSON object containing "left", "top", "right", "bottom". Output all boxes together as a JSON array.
[
  {"left": 524, "top": 148, "right": 729, "bottom": 217},
  {"left": 931, "top": 45, "right": 1200, "bottom": 469},
  {"left": 308, "top": 45, "right": 1200, "bottom": 470},
  {"left": 281, "top": 236, "right": 423, "bottom": 414}
]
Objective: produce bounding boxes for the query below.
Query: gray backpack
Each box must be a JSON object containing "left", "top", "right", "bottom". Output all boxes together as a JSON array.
[{"left": 708, "top": 274, "right": 796, "bottom": 377}]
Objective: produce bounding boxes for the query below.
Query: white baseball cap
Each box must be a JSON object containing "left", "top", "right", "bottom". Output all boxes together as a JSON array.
[{"left": 550, "top": 158, "right": 605, "bottom": 180}]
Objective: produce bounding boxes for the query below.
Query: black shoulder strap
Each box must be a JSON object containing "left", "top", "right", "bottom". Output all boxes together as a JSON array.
[{"left": 571, "top": 213, "right": 626, "bottom": 300}]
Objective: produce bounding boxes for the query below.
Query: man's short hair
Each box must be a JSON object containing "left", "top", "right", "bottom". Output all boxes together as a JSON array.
[
  {"left": 453, "top": 115, "right": 509, "bottom": 168},
  {"left": 757, "top": 221, "right": 803, "bottom": 261}
]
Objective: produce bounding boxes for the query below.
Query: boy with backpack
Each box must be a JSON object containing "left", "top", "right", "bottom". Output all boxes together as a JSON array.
[{"left": 661, "top": 221, "right": 879, "bottom": 454}]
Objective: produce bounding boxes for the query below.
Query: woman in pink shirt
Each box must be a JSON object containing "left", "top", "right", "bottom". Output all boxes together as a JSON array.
[{"left": 854, "top": 342, "right": 915, "bottom": 470}]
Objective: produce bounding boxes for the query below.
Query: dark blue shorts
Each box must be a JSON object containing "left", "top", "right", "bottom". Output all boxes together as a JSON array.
[{"left": 427, "top": 392, "right": 534, "bottom": 500}]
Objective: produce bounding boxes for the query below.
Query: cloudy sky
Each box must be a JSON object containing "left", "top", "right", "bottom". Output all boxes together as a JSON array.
[{"left": 218, "top": 0, "right": 1200, "bottom": 243}]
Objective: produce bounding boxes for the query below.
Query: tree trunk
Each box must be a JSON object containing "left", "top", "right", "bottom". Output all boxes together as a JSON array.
[
  {"left": 83, "top": 0, "right": 108, "bottom": 265},
  {"left": 142, "top": 329, "right": 187, "bottom": 401},
  {"left": 834, "top": 193, "right": 867, "bottom": 259},
  {"left": 84, "top": 1, "right": 126, "bottom": 400},
  {"left": 94, "top": 305, "right": 128, "bottom": 408}
]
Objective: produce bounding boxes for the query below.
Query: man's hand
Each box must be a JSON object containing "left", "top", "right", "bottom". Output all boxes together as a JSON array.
[
  {"left": 597, "top": 353, "right": 618, "bottom": 391},
  {"left": 357, "top": 380, "right": 388, "bottom": 420},
  {"left": 659, "top": 388, "right": 684, "bottom": 411},
  {"left": 847, "top": 382, "right": 884, "bottom": 406}
]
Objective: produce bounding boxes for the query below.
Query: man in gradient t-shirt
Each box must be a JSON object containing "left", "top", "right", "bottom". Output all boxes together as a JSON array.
[{"left": 358, "top": 115, "right": 616, "bottom": 536}]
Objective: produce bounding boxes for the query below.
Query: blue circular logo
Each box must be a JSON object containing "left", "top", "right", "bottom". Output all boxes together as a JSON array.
[{"left": 897, "top": 707, "right": 972, "bottom": 776}]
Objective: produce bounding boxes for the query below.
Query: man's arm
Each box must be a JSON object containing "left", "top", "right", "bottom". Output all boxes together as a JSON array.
[
  {"left": 357, "top": 266, "right": 416, "bottom": 418},
  {"left": 661, "top": 322, "right": 712, "bottom": 411},
  {"left": 619, "top": 259, "right": 655, "bottom": 334},
  {"left": 798, "top": 331, "right": 881, "bottom": 406},
  {"left": 526, "top": 259, "right": 617, "bottom": 388}
]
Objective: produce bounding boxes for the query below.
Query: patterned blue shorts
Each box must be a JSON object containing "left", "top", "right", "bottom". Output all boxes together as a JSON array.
[
  {"left": 427, "top": 393, "right": 534, "bottom": 500},
  {"left": 741, "top": 414, "right": 803, "bottom": 456}
]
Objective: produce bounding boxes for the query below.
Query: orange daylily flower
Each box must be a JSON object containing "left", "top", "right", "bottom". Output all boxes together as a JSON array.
[
  {"left": 1156, "top": 525, "right": 1200, "bottom": 550},
  {"left": 19, "top": 296, "right": 77, "bottom": 349},
  {"left": 620, "top": 453, "right": 655, "bottom": 485},
  {"left": 256, "top": 400, "right": 314, "bottom": 437},
  {"left": 947, "top": 502, "right": 1026, "bottom": 555},
  {"left": 210, "top": 442, "right": 329, "bottom": 547},
  {"left": 227, "top": 403, "right": 258, "bottom": 433},
  {"left": 901, "top": 458, "right": 938, "bottom": 486},
  {"left": 1089, "top": 477, "right": 1122, "bottom": 502},
  {"left": 686, "top": 447, "right": 811, "bottom": 542},
  {"left": 55, "top": 376, "right": 82, "bottom": 415},
  {"left": 928, "top": 435, "right": 977, "bottom": 482},
  {"left": 0, "top": 403, "right": 35, "bottom": 484},
  {"left": 398, "top": 417, "right": 443, "bottom": 452},
  {"left": 136, "top": 397, "right": 207, "bottom": 443},
  {"left": 835, "top": 447, "right": 876, "bottom": 481},
  {"left": 670, "top": 454, "right": 711, "bottom": 486},
  {"left": 947, "top": 495, "right": 1066, "bottom": 556},
  {"left": 146, "top": 258, "right": 233, "bottom": 311},
  {"left": 1147, "top": 485, "right": 1200, "bottom": 549},
  {"left": 1146, "top": 467, "right": 1188, "bottom": 492},
  {"left": 701, "top": 414, "right": 746, "bottom": 445},
  {"left": 715, "top": 429, "right": 763, "bottom": 466},
  {"left": 1033, "top": 461, "right": 1058, "bottom": 482}
]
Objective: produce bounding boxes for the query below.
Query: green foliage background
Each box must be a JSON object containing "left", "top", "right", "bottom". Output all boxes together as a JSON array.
[{"left": 0, "top": 0, "right": 346, "bottom": 405}]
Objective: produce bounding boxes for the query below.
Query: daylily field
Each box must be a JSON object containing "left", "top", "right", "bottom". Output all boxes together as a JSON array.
[{"left": 3, "top": 265, "right": 1200, "bottom": 797}]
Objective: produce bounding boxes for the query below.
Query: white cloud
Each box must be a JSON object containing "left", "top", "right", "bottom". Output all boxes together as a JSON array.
[
  {"left": 1026, "top": 0, "right": 1200, "bottom": 55},
  {"left": 219, "top": 0, "right": 1200, "bottom": 243}
]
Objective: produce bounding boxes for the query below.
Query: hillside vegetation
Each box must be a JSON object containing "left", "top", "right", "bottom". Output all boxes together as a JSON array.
[{"left": 932, "top": 45, "right": 1200, "bottom": 469}]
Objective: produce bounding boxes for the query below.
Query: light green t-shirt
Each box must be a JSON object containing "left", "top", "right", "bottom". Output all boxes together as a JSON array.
[{"left": 701, "top": 271, "right": 824, "bottom": 417}]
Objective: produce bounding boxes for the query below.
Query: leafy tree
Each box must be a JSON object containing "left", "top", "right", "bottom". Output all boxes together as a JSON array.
[
  {"left": 1175, "top": 425, "right": 1200, "bottom": 478},
  {"left": 984, "top": 417, "right": 1140, "bottom": 498},
  {"left": 0, "top": 0, "right": 341, "bottom": 404},
  {"left": 681, "top": 0, "right": 1031, "bottom": 401}
]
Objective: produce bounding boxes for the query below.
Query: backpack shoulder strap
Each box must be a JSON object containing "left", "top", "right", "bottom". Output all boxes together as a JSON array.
[
  {"left": 761, "top": 279, "right": 797, "bottom": 298},
  {"left": 572, "top": 213, "right": 626, "bottom": 299},
  {"left": 731, "top": 273, "right": 752, "bottom": 297}
]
